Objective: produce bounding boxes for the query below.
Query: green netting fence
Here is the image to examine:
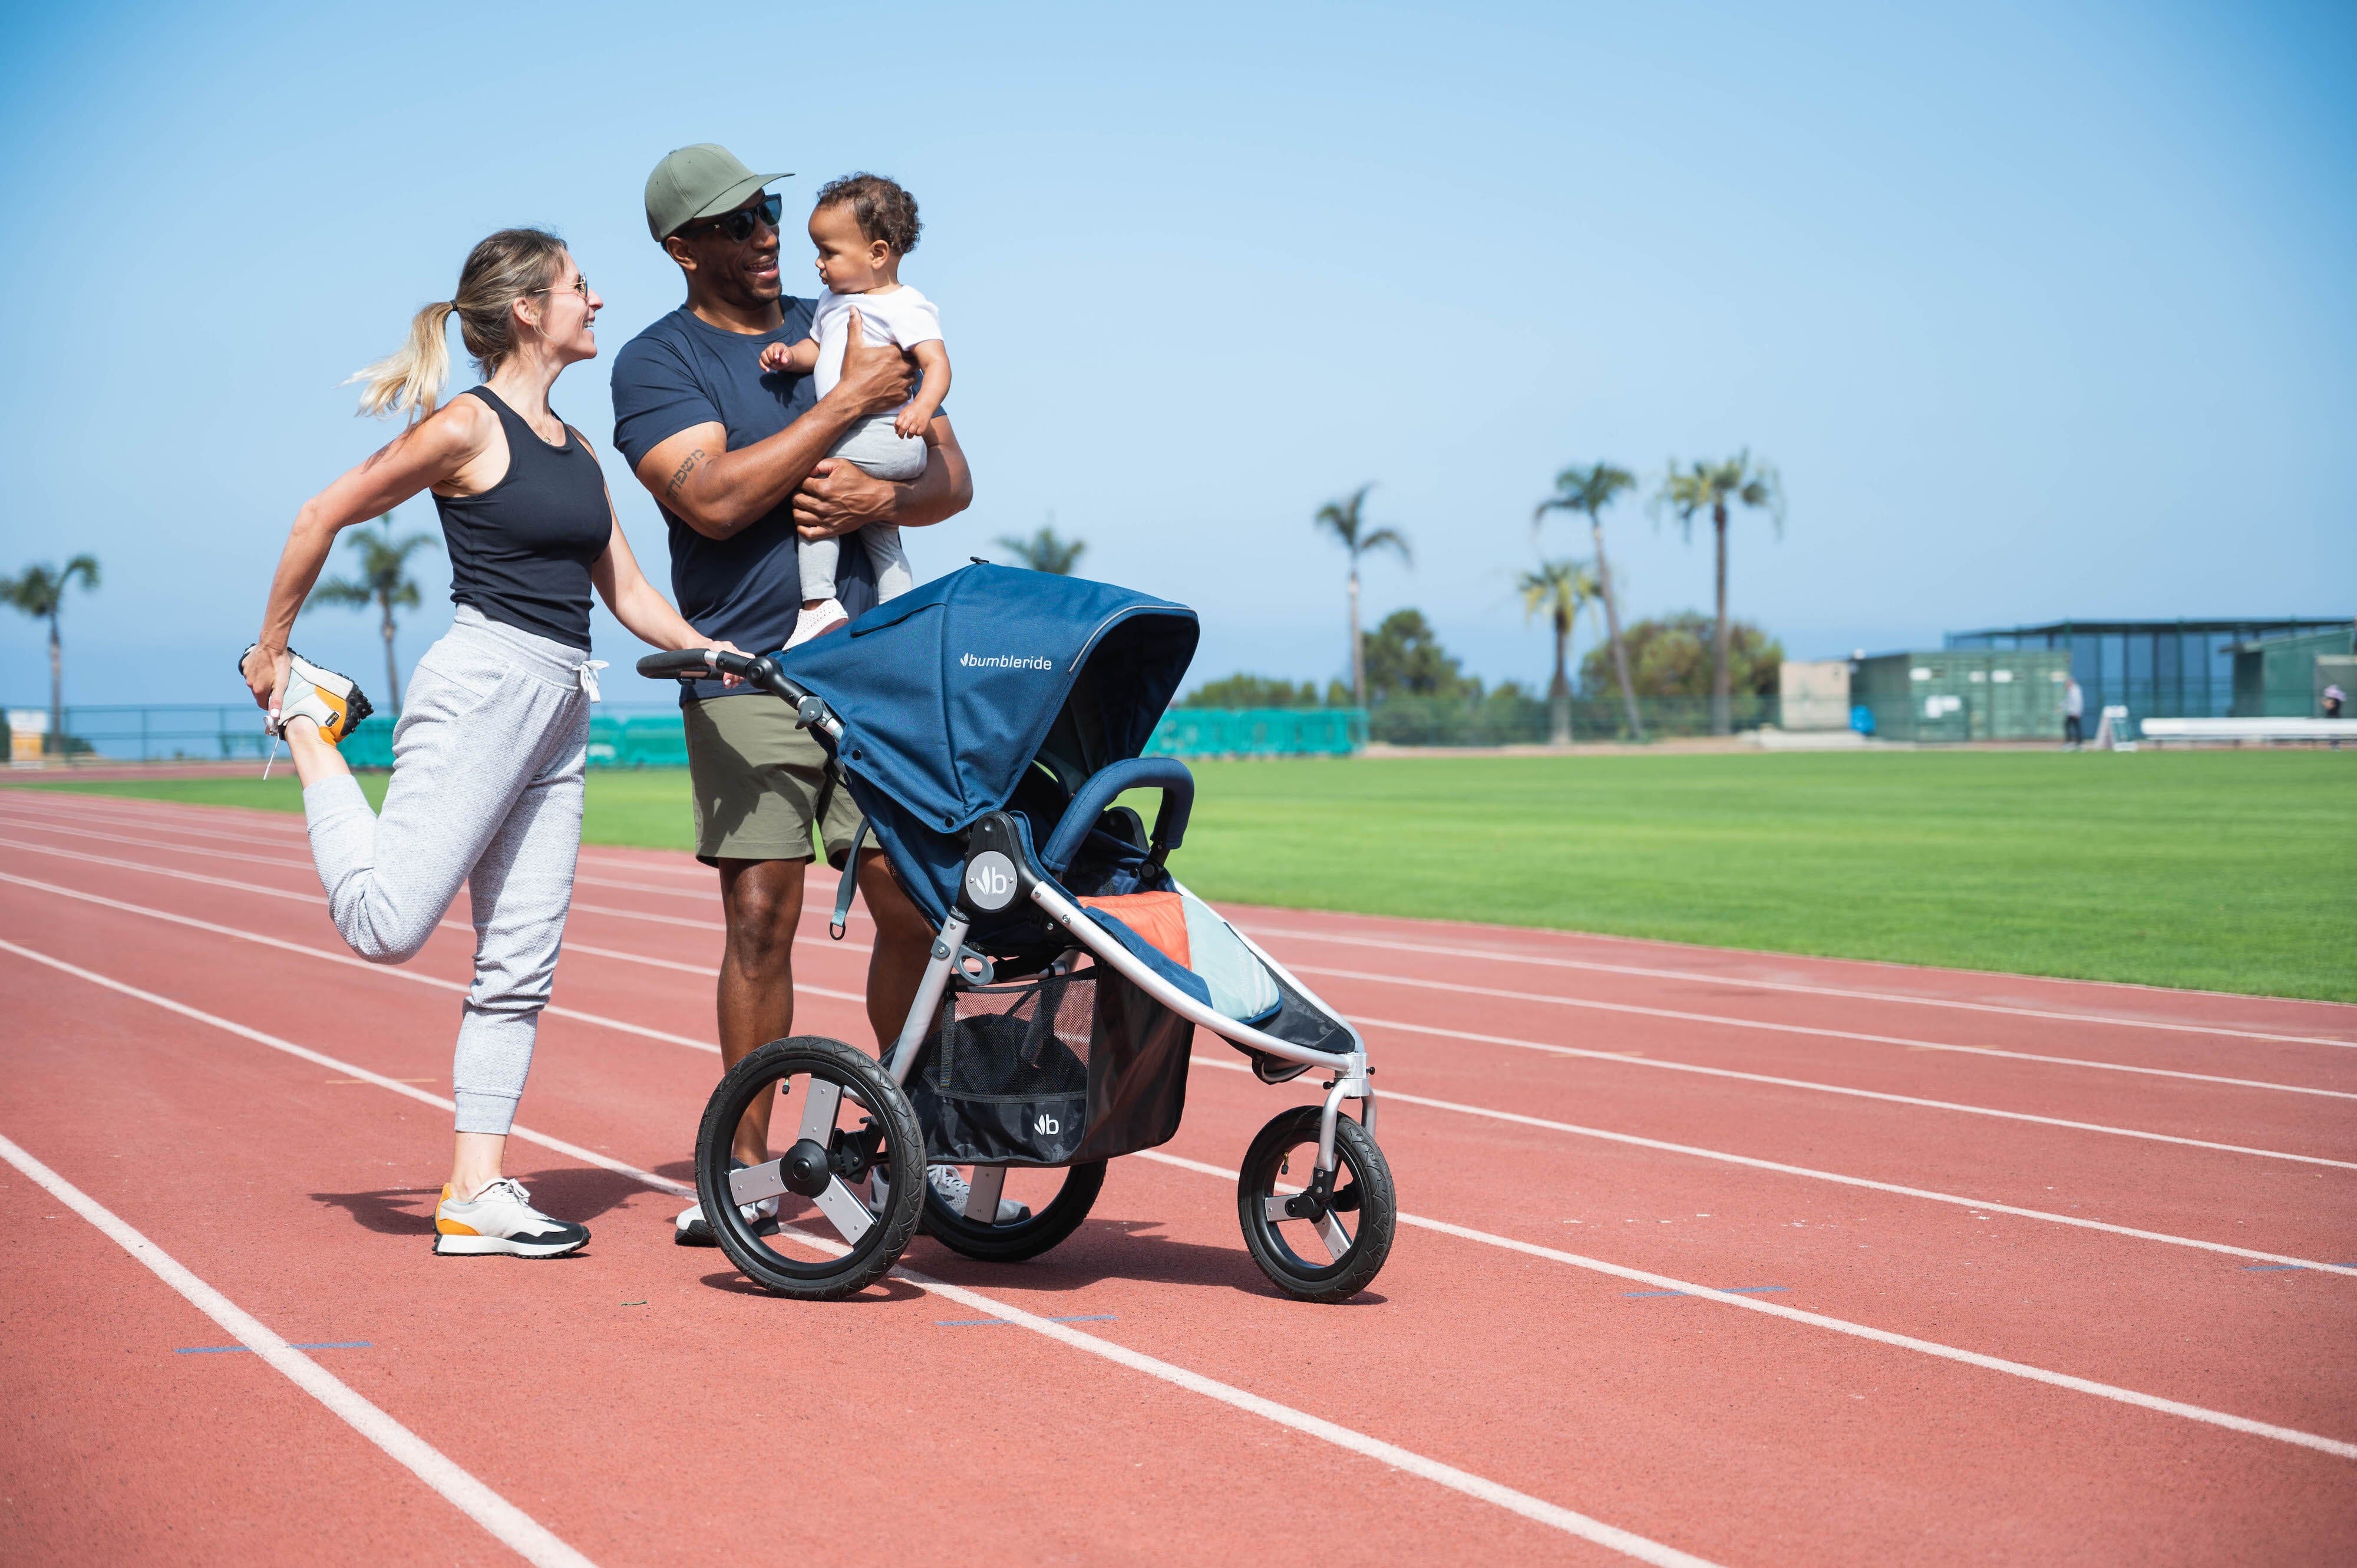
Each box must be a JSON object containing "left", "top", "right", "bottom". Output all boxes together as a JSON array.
[{"left": 17, "top": 692, "right": 1802, "bottom": 767}]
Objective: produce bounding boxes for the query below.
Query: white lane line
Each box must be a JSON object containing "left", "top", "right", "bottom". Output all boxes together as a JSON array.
[
  {"left": 1143, "top": 1141, "right": 2357, "bottom": 1461},
  {"left": 1181, "top": 1055, "right": 2357, "bottom": 1277},
  {"left": 0, "top": 870, "right": 719, "bottom": 1055},
  {"left": 32, "top": 835, "right": 2357, "bottom": 1163},
  {"left": 34, "top": 800, "right": 2343, "bottom": 1091},
  {"left": 1331, "top": 1009, "right": 2357, "bottom": 1170},
  {"left": 24, "top": 790, "right": 2357, "bottom": 1040},
  {"left": 13, "top": 867, "right": 2352, "bottom": 1273},
  {"left": 15, "top": 933, "right": 2356, "bottom": 1471},
  {"left": 0, "top": 939, "right": 1716, "bottom": 1568},
  {"left": 1239, "top": 921, "right": 2357, "bottom": 1049},
  {"left": 0, "top": 1131, "right": 599, "bottom": 1568},
  {"left": 1275, "top": 960, "right": 2357, "bottom": 1100},
  {"left": 0, "top": 807, "right": 717, "bottom": 903}
]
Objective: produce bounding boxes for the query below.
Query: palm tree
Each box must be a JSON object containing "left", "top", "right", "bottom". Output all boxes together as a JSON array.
[
  {"left": 1313, "top": 484, "right": 1412, "bottom": 710},
  {"left": 1515, "top": 558, "right": 1601, "bottom": 745},
  {"left": 1534, "top": 462, "right": 1643, "bottom": 741},
  {"left": 1655, "top": 451, "right": 1784, "bottom": 735},
  {"left": 1, "top": 555, "right": 101, "bottom": 755},
  {"left": 307, "top": 511, "right": 437, "bottom": 712},
  {"left": 995, "top": 523, "right": 1087, "bottom": 575}
]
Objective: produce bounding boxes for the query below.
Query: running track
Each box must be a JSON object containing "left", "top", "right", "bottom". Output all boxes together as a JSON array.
[{"left": 1, "top": 787, "right": 2351, "bottom": 1565}]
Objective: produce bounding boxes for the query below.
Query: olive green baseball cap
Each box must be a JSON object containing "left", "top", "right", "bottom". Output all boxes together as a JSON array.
[{"left": 645, "top": 143, "right": 791, "bottom": 241}]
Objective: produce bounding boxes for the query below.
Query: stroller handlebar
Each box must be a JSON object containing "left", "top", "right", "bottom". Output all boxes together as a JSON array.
[{"left": 633, "top": 649, "right": 821, "bottom": 717}]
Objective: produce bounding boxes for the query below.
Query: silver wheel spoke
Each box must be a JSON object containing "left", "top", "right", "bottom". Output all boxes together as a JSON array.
[
  {"left": 1262, "top": 1194, "right": 1294, "bottom": 1224},
  {"left": 1312, "top": 1213, "right": 1352, "bottom": 1263},
  {"left": 729, "top": 1157, "right": 788, "bottom": 1206},
  {"left": 963, "top": 1165, "right": 1007, "bottom": 1222},
  {"left": 795, "top": 1077, "right": 843, "bottom": 1145},
  {"left": 811, "top": 1176, "right": 876, "bottom": 1245}
]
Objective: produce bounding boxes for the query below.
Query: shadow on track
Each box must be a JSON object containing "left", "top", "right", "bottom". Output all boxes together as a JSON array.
[
  {"left": 906, "top": 1216, "right": 1391, "bottom": 1306},
  {"left": 309, "top": 1166, "right": 655, "bottom": 1236}
]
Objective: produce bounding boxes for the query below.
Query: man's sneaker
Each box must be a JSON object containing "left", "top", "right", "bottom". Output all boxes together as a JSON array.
[
  {"left": 240, "top": 646, "right": 374, "bottom": 744},
  {"left": 433, "top": 1177, "right": 589, "bottom": 1258},
  {"left": 897, "top": 1164, "right": 1031, "bottom": 1226},
  {"left": 785, "top": 599, "right": 849, "bottom": 649},
  {"left": 674, "top": 1157, "right": 782, "bottom": 1246}
]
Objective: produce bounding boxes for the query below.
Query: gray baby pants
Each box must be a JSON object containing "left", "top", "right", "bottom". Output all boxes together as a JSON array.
[
  {"left": 301, "top": 606, "right": 595, "bottom": 1134},
  {"left": 797, "top": 413, "right": 922, "bottom": 603}
]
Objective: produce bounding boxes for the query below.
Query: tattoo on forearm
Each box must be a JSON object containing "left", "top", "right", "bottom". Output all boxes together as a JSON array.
[{"left": 665, "top": 448, "right": 706, "bottom": 500}]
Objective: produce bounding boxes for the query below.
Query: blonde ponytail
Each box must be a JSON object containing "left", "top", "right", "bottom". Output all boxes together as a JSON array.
[
  {"left": 348, "top": 228, "right": 569, "bottom": 424},
  {"left": 351, "top": 299, "right": 456, "bottom": 422}
]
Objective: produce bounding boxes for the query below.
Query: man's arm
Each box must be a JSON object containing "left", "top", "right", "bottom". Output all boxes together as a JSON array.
[
  {"left": 629, "top": 309, "right": 915, "bottom": 541},
  {"left": 791, "top": 415, "right": 972, "bottom": 541}
]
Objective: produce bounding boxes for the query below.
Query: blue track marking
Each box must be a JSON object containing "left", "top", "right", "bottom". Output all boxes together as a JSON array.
[
  {"left": 2242, "top": 1262, "right": 2357, "bottom": 1272},
  {"left": 935, "top": 1314, "right": 1118, "bottom": 1326},
  {"left": 176, "top": 1340, "right": 372, "bottom": 1354},
  {"left": 1623, "top": 1287, "right": 1790, "bottom": 1299}
]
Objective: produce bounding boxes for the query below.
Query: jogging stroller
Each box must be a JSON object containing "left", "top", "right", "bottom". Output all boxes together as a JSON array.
[{"left": 639, "top": 565, "right": 1393, "bottom": 1303}]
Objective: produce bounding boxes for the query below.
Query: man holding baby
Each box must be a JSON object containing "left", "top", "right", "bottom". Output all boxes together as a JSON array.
[{"left": 612, "top": 143, "right": 970, "bottom": 1243}]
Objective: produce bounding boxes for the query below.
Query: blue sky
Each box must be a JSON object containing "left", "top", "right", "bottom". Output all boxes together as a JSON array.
[{"left": 1, "top": 0, "right": 2351, "bottom": 710}]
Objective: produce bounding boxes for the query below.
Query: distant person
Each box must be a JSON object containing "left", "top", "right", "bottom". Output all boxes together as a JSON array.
[
  {"left": 240, "top": 227, "right": 741, "bottom": 1259},
  {"left": 2064, "top": 677, "right": 2085, "bottom": 747},
  {"left": 2326, "top": 682, "right": 2346, "bottom": 719},
  {"left": 759, "top": 173, "right": 949, "bottom": 646},
  {"left": 609, "top": 144, "right": 994, "bottom": 1245}
]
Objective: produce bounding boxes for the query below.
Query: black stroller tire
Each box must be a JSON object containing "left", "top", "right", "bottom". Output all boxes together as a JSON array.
[
  {"left": 696, "top": 1035, "right": 925, "bottom": 1301},
  {"left": 1236, "top": 1106, "right": 1395, "bottom": 1303},
  {"left": 920, "top": 1160, "right": 1107, "bottom": 1263}
]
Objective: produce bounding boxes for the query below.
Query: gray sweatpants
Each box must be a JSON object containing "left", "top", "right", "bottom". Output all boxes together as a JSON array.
[{"left": 301, "top": 607, "right": 595, "bottom": 1135}]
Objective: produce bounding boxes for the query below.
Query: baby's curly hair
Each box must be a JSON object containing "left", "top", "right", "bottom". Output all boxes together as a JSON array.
[{"left": 814, "top": 173, "right": 921, "bottom": 256}]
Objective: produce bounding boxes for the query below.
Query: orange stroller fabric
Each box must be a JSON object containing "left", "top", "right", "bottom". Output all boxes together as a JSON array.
[{"left": 1077, "top": 891, "right": 1192, "bottom": 969}]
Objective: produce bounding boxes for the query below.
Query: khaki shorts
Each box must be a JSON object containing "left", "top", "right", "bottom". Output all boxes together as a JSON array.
[{"left": 683, "top": 695, "right": 864, "bottom": 867}]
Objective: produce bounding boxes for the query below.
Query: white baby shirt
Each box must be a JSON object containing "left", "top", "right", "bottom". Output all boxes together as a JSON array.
[{"left": 810, "top": 285, "right": 943, "bottom": 401}]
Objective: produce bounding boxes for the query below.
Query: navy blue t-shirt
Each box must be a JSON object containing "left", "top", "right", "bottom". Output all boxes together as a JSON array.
[{"left": 611, "top": 301, "right": 879, "bottom": 701}]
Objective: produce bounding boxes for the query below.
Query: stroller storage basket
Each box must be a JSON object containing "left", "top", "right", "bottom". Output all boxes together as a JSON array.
[{"left": 910, "top": 962, "right": 1193, "bottom": 1166}]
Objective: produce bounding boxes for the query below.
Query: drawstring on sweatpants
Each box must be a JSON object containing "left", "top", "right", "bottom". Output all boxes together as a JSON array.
[{"left": 576, "top": 660, "right": 609, "bottom": 701}]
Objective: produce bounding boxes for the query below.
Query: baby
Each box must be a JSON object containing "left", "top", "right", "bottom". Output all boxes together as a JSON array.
[{"left": 760, "top": 173, "right": 951, "bottom": 646}]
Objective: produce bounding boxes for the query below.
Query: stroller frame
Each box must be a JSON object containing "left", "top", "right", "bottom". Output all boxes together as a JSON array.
[{"left": 643, "top": 572, "right": 1394, "bottom": 1302}]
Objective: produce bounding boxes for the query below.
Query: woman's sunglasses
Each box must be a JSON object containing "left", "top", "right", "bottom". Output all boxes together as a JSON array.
[
  {"left": 681, "top": 192, "right": 785, "bottom": 244},
  {"left": 530, "top": 273, "right": 593, "bottom": 304}
]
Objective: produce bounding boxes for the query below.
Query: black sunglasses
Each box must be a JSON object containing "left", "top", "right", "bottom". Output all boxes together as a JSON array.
[{"left": 681, "top": 192, "right": 784, "bottom": 243}]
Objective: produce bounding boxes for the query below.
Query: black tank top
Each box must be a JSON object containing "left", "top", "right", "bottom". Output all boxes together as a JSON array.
[{"left": 433, "top": 387, "right": 610, "bottom": 650}]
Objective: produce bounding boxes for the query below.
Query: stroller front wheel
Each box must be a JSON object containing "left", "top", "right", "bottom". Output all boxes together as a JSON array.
[
  {"left": 1236, "top": 1105, "right": 1395, "bottom": 1302},
  {"left": 920, "top": 1160, "right": 1107, "bottom": 1262},
  {"left": 696, "top": 1035, "right": 926, "bottom": 1300}
]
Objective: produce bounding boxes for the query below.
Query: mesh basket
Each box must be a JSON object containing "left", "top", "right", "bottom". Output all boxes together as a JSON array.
[{"left": 910, "top": 963, "right": 1193, "bottom": 1166}]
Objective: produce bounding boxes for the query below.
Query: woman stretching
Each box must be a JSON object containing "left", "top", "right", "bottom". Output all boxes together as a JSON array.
[{"left": 240, "top": 227, "right": 738, "bottom": 1258}]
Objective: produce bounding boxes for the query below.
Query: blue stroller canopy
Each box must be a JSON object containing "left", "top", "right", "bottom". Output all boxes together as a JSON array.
[{"left": 773, "top": 563, "right": 1199, "bottom": 836}]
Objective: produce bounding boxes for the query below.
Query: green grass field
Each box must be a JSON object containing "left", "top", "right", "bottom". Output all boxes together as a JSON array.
[{"left": 17, "top": 751, "right": 2353, "bottom": 1001}]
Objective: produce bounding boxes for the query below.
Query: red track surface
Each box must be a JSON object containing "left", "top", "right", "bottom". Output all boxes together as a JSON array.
[{"left": 2, "top": 787, "right": 2353, "bottom": 1564}]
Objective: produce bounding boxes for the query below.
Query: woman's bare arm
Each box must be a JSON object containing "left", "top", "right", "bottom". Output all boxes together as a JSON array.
[
  {"left": 239, "top": 399, "right": 495, "bottom": 710},
  {"left": 579, "top": 437, "right": 742, "bottom": 670}
]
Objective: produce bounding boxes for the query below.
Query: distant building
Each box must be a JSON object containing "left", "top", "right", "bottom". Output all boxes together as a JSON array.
[{"left": 1943, "top": 618, "right": 2353, "bottom": 723}]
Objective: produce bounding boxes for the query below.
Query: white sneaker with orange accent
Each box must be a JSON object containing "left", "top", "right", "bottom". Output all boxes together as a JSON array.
[
  {"left": 242, "top": 646, "right": 374, "bottom": 744},
  {"left": 433, "top": 1177, "right": 589, "bottom": 1258}
]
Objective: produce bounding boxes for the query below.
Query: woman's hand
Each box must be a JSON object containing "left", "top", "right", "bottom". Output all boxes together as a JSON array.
[
  {"left": 240, "top": 644, "right": 291, "bottom": 719},
  {"left": 691, "top": 636, "right": 749, "bottom": 688}
]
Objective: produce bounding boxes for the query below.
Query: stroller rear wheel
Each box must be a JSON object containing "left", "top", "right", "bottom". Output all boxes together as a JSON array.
[
  {"left": 921, "top": 1160, "right": 1107, "bottom": 1262},
  {"left": 1236, "top": 1106, "right": 1395, "bottom": 1302},
  {"left": 696, "top": 1035, "right": 925, "bottom": 1300}
]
